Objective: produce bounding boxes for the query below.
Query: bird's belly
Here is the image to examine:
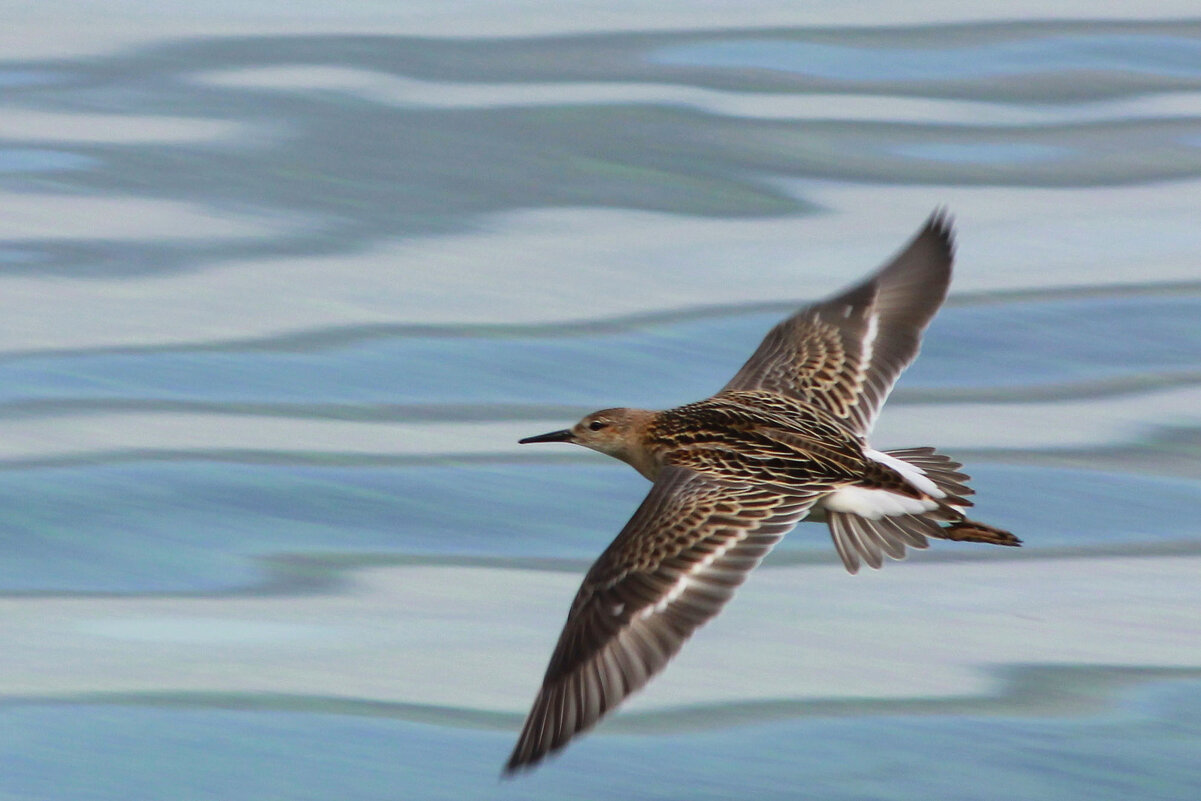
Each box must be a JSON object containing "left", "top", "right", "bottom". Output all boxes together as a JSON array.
[{"left": 818, "top": 485, "right": 940, "bottom": 520}]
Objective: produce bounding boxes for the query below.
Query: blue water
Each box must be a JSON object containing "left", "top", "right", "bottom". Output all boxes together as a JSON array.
[
  {"left": 889, "top": 142, "right": 1070, "bottom": 164},
  {"left": 3, "top": 679, "right": 1200, "bottom": 800},
  {"left": 2, "top": 295, "right": 1198, "bottom": 410},
  {"left": 654, "top": 35, "right": 1201, "bottom": 81},
  {"left": 1, "top": 11, "right": 1199, "bottom": 801},
  {"left": 0, "top": 149, "right": 96, "bottom": 173},
  {"left": 2, "top": 461, "right": 1199, "bottom": 593}
]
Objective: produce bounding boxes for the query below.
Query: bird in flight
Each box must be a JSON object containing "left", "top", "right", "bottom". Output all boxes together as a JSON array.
[{"left": 506, "top": 212, "right": 1019, "bottom": 774}]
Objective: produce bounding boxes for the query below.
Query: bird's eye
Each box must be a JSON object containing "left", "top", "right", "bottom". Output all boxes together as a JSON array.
[{"left": 588, "top": 420, "right": 607, "bottom": 431}]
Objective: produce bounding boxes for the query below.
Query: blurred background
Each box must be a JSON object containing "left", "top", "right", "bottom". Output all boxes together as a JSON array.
[{"left": 3, "top": 2, "right": 1201, "bottom": 799}]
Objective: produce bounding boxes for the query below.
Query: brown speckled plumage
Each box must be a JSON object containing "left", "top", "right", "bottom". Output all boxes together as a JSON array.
[
  {"left": 506, "top": 212, "right": 1020, "bottom": 774},
  {"left": 648, "top": 391, "right": 921, "bottom": 495}
]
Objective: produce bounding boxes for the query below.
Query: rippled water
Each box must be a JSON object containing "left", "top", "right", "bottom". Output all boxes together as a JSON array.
[{"left": 3, "top": 6, "right": 1201, "bottom": 800}]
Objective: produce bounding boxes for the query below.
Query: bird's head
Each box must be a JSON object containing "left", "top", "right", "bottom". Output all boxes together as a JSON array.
[{"left": 519, "top": 408, "right": 658, "bottom": 477}]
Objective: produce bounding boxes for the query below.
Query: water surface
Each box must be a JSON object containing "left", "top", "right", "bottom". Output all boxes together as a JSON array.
[{"left": 1, "top": 6, "right": 1199, "bottom": 800}]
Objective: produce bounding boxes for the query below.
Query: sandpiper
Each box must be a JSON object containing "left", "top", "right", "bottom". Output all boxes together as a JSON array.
[{"left": 506, "top": 212, "right": 1019, "bottom": 774}]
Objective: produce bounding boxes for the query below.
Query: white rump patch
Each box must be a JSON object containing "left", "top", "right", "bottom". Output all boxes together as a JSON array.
[
  {"left": 821, "top": 449, "right": 946, "bottom": 519},
  {"left": 822, "top": 485, "right": 939, "bottom": 520},
  {"left": 864, "top": 448, "right": 944, "bottom": 498}
]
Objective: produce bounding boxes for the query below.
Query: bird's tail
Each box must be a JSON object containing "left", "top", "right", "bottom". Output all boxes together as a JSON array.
[
  {"left": 826, "top": 447, "right": 1020, "bottom": 574},
  {"left": 933, "top": 518, "right": 1022, "bottom": 547}
]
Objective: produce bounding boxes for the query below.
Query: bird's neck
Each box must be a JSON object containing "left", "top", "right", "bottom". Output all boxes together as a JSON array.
[{"left": 608, "top": 409, "right": 662, "bottom": 480}]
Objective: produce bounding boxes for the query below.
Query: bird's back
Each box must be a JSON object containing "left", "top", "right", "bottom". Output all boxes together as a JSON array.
[{"left": 648, "top": 391, "right": 917, "bottom": 496}]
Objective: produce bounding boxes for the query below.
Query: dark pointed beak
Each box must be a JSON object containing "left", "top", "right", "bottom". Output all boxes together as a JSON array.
[{"left": 518, "top": 428, "right": 574, "bottom": 445}]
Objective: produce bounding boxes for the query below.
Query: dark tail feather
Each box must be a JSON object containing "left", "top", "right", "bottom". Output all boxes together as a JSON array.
[
  {"left": 829, "top": 511, "right": 1021, "bottom": 574},
  {"left": 934, "top": 518, "right": 1022, "bottom": 547}
]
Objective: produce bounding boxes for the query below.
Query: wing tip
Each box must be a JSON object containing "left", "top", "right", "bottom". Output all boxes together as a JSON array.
[
  {"left": 502, "top": 715, "right": 558, "bottom": 777},
  {"left": 923, "top": 206, "right": 956, "bottom": 261},
  {"left": 872, "top": 207, "right": 956, "bottom": 291},
  {"left": 501, "top": 752, "right": 540, "bottom": 778}
]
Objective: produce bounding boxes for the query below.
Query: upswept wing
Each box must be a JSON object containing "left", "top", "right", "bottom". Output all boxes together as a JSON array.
[
  {"left": 722, "top": 213, "right": 955, "bottom": 435},
  {"left": 505, "top": 466, "right": 817, "bottom": 773}
]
